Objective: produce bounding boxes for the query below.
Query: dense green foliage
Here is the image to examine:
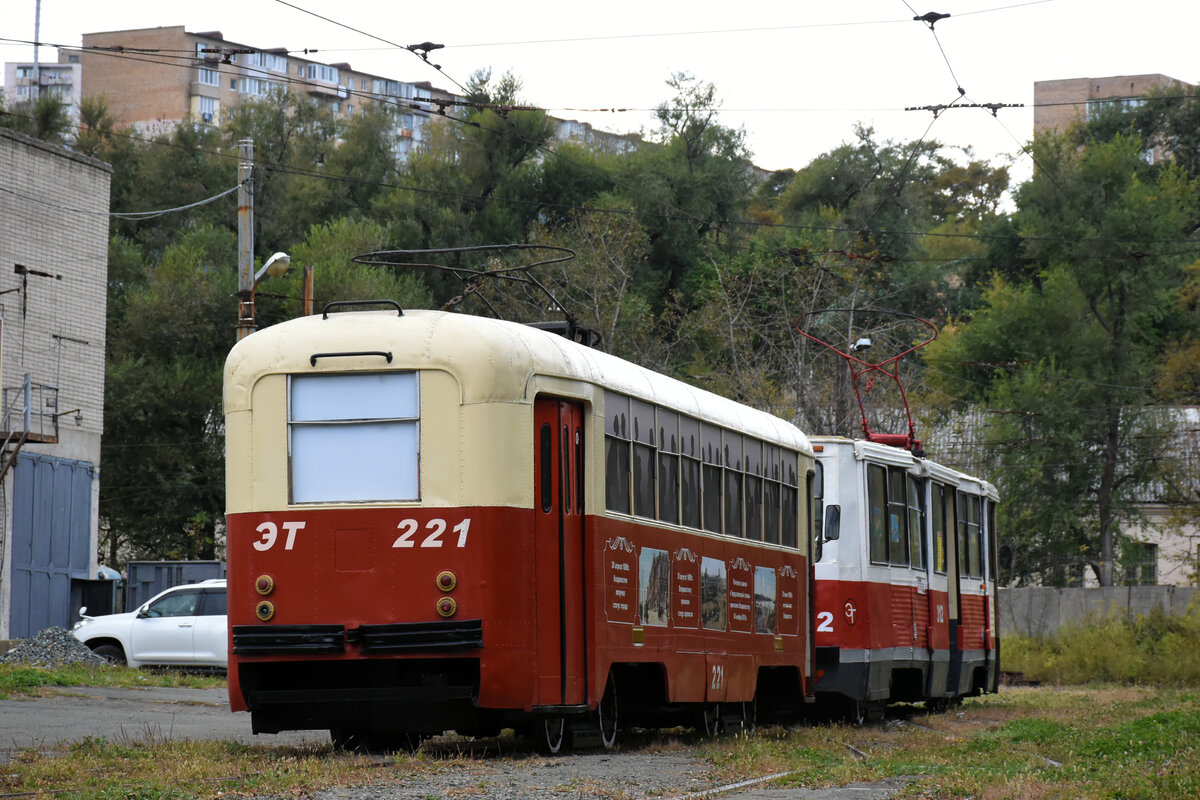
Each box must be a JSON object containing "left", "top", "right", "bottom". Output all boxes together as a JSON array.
[
  {"left": 1002, "top": 603, "right": 1200, "bottom": 685},
  {"left": 4, "top": 77, "right": 1198, "bottom": 583}
]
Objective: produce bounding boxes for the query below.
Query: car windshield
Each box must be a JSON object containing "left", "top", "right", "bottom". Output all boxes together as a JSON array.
[{"left": 146, "top": 590, "right": 199, "bottom": 618}]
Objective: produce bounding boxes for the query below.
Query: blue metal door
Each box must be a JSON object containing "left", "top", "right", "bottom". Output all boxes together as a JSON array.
[{"left": 9, "top": 453, "right": 94, "bottom": 637}]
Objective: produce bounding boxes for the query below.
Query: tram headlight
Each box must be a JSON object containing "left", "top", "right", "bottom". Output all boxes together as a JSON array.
[
  {"left": 255, "top": 600, "right": 275, "bottom": 621},
  {"left": 435, "top": 570, "right": 457, "bottom": 592},
  {"left": 436, "top": 597, "right": 457, "bottom": 618},
  {"left": 255, "top": 574, "right": 275, "bottom": 595}
]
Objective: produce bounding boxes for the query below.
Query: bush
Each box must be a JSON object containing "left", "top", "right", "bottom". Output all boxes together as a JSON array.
[{"left": 1002, "top": 601, "right": 1200, "bottom": 685}]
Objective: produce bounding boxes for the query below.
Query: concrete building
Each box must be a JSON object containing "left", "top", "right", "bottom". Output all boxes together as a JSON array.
[
  {"left": 63, "top": 26, "right": 442, "bottom": 156},
  {"left": 2, "top": 58, "right": 83, "bottom": 120},
  {"left": 0, "top": 127, "right": 111, "bottom": 638}
]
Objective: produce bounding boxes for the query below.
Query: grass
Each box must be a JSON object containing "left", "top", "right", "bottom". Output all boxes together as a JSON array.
[
  {"left": 1002, "top": 603, "right": 1200, "bottom": 685},
  {"left": 2, "top": 681, "right": 1197, "bottom": 799},
  {"left": 0, "top": 662, "right": 226, "bottom": 700},
  {"left": 705, "top": 686, "right": 1200, "bottom": 800}
]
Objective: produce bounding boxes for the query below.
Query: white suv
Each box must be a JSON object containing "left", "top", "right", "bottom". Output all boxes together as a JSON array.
[{"left": 73, "top": 579, "right": 227, "bottom": 669}]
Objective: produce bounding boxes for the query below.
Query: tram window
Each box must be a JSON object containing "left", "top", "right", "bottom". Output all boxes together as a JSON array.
[
  {"left": 968, "top": 495, "right": 983, "bottom": 578},
  {"left": 290, "top": 372, "right": 419, "bottom": 503},
  {"left": 932, "top": 483, "right": 948, "bottom": 574},
  {"left": 956, "top": 490, "right": 983, "bottom": 578},
  {"left": 987, "top": 500, "right": 998, "bottom": 581},
  {"left": 867, "top": 464, "right": 887, "bottom": 564},
  {"left": 632, "top": 399, "right": 656, "bottom": 517},
  {"left": 701, "top": 423, "right": 723, "bottom": 534},
  {"left": 764, "top": 480, "right": 780, "bottom": 544},
  {"left": 561, "top": 425, "right": 571, "bottom": 513},
  {"left": 604, "top": 392, "right": 631, "bottom": 514},
  {"left": 680, "top": 416, "right": 701, "bottom": 528},
  {"left": 886, "top": 468, "right": 909, "bottom": 566},
  {"left": 764, "top": 445, "right": 781, "bottom": 544},
  {"left": 781, "top": 450, "right": 798, "bottom": 548},
  {"left": 907, "top": 475, "right": 924, "bottom": 569},
  {"left": 541, "top": 424, "right": 553, "bottom": 512},
  {"left": 781, "top": 485, "right": 797, "bottom": 548},
  {"left": 724, "top": 433, "right": 744, "bottom": 537},
  {"left": 744, "top": 440, "right": 763, "bottom": 541},
  {"left": 657, "top": 410, "right": 680, "bottom": 524}
]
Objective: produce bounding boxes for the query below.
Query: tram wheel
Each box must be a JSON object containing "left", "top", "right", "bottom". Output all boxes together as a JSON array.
[
  {"left": 598, "top": 675, "right": 619, "bottom": 749},
  {"left": 535, "top": 716, "right": 569, "bottom": 755},
  {"left": 697, "top": 704, "right": 721, "bottom": 738}
]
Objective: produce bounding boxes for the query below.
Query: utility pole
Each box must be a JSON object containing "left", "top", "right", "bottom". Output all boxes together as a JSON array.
[{"left": 235, "top": 138, "right": 255, "bottom": 341}]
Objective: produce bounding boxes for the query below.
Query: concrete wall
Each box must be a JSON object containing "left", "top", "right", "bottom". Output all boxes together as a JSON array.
[{"left": 999, "top": 586, "right": 1199, "bottom": 638}]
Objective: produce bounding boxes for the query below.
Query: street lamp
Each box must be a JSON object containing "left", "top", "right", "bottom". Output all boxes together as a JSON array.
[{"left": 236, "top": 251, "right": 290, "bottom": 341}]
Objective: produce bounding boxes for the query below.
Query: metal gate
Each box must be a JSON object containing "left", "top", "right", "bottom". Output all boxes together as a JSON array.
[{"left": 9, "top": 453, "right": 95, "bottom": 637}]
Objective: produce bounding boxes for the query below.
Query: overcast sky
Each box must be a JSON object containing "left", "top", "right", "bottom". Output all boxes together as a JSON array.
[{"left": 6, "top": 0, "right": 1199, "bottom": 181}]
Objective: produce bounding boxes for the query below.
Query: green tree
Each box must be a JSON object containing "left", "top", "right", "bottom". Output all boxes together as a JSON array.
[
  {"left": 0, "top": 94, "right": 71, "bottom": 144},
  {"left": 926, "top": 132, "right": 1197, "bottom": 585},
  {"left": 102, "top": 227, "right": 237, "bottom": 560}
]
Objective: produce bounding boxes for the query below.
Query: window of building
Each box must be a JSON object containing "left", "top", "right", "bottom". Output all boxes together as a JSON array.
[
  {"left": 289, "top": 372, "right": 419, "bottom": 503},
  {"left": 198, "top": 67, "right": 220, "bottom": 87},
  {"left": 197, "top": 96, "right": 218, "bottom": 123},
  {"left": 306, "top": 63, "right": 338, "bottom": 84},
  {"left": 1122, "top": 542, "right": 1158, "bottom": 586}
]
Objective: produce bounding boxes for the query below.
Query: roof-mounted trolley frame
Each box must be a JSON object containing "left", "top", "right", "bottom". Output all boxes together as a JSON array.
[{"left": 795, "top": 308, "right": 937, "bottom": 455}]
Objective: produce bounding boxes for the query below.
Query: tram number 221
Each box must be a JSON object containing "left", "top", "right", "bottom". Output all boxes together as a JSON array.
[{"left": 252, "top": 518, "right": 472, "bottom": 551}]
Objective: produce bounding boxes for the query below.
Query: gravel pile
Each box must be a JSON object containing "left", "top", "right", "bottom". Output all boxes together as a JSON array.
[{"left": 0, "top": 626, "right": 107, "bottom": 667}]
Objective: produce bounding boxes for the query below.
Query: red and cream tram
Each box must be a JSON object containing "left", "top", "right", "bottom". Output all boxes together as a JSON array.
[
  {"left": 810, "top": 436, "right": 1000, "bottom": 719},
  {"left": 224, "top": 304, "right": 817, "bottom": 750}
]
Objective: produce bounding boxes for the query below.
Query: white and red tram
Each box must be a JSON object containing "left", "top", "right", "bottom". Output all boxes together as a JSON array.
[
  {"left": 224, "top": 305, "right": 817, "bottom": 750},
  {"left": 810, "top": 436, "right": 999, "bottom": 718}
]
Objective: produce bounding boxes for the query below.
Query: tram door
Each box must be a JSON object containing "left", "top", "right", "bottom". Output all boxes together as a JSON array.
[{"left": 533, "top": 398, "right": 588, "bottom": 707}]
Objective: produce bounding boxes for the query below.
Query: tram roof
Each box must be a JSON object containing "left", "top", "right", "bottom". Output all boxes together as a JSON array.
[
  {"left": 225, "top": 309, "right": 811, "bottom": 453},
  {"left": 810, "top": 434, "right": 997, "bottom": 496}
]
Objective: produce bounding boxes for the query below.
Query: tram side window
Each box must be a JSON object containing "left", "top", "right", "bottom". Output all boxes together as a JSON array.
[
  {"left": 701, "top": 423, "right": 723, "bottom": 534},
  {"left": 289, "top": 372, "right": 419, "bottom": 503},
  {"left": 781, "top": 451, "right": 799, "bottom": 548},
  {"left": 680, "top": 416, "right": 701, "bottom": 528},
  {"left": 931, "top": 483, "right": 948, "bottom": 574},
  {"left": 632, "top": 398, "right": 656, "bottom": 517},
  {"left": 907, "top": 475, "right": 925, "bottom": 569},
  {"left": 764, "top": 444, "right": 781, "bottom": 545},
  {"left": 744, "top": 439, "right": 763, "bottom": 541},
  {"left": 987, "top": 500, "right": 998, "bottom": 581},
  {"left": 724, "top": 433, "right": 744, "bottom": 537},
  {"left": 868, "top": 464, "right": 887, "bottom": 563},
  {"left": 956, "top": 490, "right": 983, "bottom": 578},
  {"left": 887, "top": 468, "right": 910, "bottom": 567},
  {"left": 657, "top": 409, "right": 680, "bottom": 524},
  {"left": 604, "top": 392, "right": 631, "bottom": 514}
]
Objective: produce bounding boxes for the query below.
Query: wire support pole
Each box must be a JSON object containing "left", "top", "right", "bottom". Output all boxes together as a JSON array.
[{"left": 236, "top": 138, "right": 255, "bottom": 341}]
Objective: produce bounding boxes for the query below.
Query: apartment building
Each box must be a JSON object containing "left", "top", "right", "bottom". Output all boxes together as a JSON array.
[
  {"left": 62, "top": 26, "right": 442, "bottom": 156},
  {"left": 1033, "top": 73, "right": 1196, "bottom": 162},
  {"left": 2, "top": 59, "right": 83, "bottom": 118}
]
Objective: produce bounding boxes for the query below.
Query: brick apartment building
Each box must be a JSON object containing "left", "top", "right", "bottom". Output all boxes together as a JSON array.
[
  {"left": 1033, "top": 73, "right": 1197, "bottom": 159},
  {"left": 64, "top": 26, "right": 451, "bottom": 157},
  {"left": 0, "top": 128, "right": 110, "bottom": 638}
]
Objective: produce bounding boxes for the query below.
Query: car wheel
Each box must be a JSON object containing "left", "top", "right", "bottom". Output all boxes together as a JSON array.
[{"left": 92, "top": 643, "right": 127, "bottom": 666}]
